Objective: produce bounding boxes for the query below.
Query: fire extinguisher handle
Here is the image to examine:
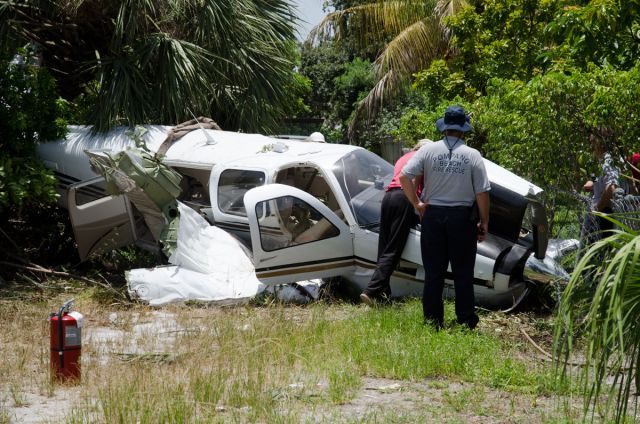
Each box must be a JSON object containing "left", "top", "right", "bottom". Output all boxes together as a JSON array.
[{"left": 59, "top": 298, "right": 75, "bottom": 315}]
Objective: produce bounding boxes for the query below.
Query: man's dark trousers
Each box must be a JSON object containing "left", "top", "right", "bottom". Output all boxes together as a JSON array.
[
  {"left": 364, "top": 188, "right": 418, "bottom": 298},
  {"left": 421, "top": 205, "right": 479, "bottom": 328}
]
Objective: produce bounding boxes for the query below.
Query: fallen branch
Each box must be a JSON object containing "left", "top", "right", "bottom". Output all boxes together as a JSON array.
[
  {"left": 521, "top": 328, "right": 635, "bottom": 371},
  {"left": 17, "top": 272, "right": 45, "bottom": 289},
  {"left": 0, "top": 260, "right": 125, "bottom": 299},
  {"left": 0, "top": 227, "right": 20, "bottom": 251},
  {"left": 520, "top": 328, "right": 553, "bottom": 359}
]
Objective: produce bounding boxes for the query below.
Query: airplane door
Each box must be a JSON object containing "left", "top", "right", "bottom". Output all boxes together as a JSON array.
[
  {"left": 244, "top": 184, "right": 354, "bottom": 284},
  {"left": 68, "top": 176, "right": 136, "bottom": 261}
]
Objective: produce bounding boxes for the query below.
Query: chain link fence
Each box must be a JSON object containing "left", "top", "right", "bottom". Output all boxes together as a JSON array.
[
  {"left": 548, "top": 188, "right": 640, "bottom": 259},
  {"left": 610, "top": 194, "right": 640, "bottom": 231}
]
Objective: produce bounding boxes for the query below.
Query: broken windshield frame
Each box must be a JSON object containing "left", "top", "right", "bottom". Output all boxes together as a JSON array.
[{"left": 331, "top": 150, "right": 394, "bottom": 230}]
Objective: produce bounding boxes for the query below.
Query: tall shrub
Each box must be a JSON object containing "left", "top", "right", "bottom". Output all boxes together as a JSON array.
[{"left": 0, "top": 53, "right": 65, "bottom": 213}]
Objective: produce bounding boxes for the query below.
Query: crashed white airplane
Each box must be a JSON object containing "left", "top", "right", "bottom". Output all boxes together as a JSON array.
[{"left": 36, "top": 122, "right": 577, "bottom": 309}]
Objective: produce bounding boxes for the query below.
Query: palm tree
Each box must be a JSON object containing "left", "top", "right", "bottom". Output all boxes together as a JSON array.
[
  {"left": 309, "top": 0, "right": 471, "bottom": 139},
  {"left": 0, "top": 0, "right": 299, "bottom": 132},
  {"left": 554, "top": 214, "right": 640, "bottom": 423}
]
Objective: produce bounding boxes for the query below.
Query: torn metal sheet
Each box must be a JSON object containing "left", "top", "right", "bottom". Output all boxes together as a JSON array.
[{"left": 86, "top": 137, "right": 182, "bottom": 257}]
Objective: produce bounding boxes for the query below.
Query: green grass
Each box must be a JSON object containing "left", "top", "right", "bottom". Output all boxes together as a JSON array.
[
  {"left": 336, "top": 302, "right": 561, "bottom": 393},
  {"left": 0, "top": 294, "right": 584, "bottom": 423}
]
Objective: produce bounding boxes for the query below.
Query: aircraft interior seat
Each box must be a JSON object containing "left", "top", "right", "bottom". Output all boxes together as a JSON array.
[{"left": 276, "top": 167, "right": 344, "bottom": 222}]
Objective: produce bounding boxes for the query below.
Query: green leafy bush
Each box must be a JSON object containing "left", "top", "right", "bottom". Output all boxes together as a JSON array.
[
  {"left": 412, "top": 60, "right": 470, "bottom": 105},
  {"left": 0, "top": 53, "right": 66, "bottom": 212},
  {"left": 473, "top": 67, "right": 640, "bottom": 191},
  {"left": 446, "top": 0, "right": 558, "bottom": 94}
]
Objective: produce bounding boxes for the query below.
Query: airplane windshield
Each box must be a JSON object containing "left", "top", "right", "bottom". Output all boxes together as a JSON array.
[{"left": 332, "top": 150, "right": 394, "bottom": 230}]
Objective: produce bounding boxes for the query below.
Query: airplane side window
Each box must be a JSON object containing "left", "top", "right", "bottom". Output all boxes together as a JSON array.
[
  {"left": 275, "top": 166, "right": 348, "bottom": 225},
  {"left": 256, "top": 196, "right": 339, "bottom": 252},
  {"left": 217, "top": 169, "right": 265, "bottom": 217},
  {"left": 74, "top": 180, "right": 109, "bottom": 206}
]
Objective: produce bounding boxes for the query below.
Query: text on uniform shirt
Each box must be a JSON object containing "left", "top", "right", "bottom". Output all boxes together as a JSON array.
[{"left": 432, "top": 152, "right": 471, "bottom": 174}]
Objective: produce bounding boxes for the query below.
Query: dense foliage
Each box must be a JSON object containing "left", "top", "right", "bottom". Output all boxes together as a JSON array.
[
  {"left": 0, "top": 0, "right": 304, "bottom": 132},
  {"left": 309, "top": 0, "right": 471, "bottom": 139},
  {"left": 446, "top": 0, "right": 558, "bottom": 94},
  {"left": 472, "top": 68, "right": 640, "bottom": 191},
  {"left": 0, "top": 53, "right": 65, "bottom": 212},
  {"left": 547, "top": 0, "right": 640, "bottom": 70}
]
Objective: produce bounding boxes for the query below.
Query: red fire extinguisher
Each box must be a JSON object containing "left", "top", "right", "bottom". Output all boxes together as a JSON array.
[{"left": 49, "top": 299, "right": 83, "bottom": 382}]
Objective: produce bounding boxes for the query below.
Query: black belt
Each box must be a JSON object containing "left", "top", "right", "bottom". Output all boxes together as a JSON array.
[{"left": 387, "top": 187, "right": 403, "bottom": 191}]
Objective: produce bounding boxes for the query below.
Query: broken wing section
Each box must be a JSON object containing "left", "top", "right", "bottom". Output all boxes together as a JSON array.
[{"left": 86, "top": 147, "right": 183, "bottom": 257}]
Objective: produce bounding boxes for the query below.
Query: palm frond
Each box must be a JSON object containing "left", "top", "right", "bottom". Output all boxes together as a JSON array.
[
  {"left": 2, "top": 0, "right": 298, "bottom": 132},
  {"left": 113, "top": 0, "right": 159, "bottom": 48},
  {"left": 434, "top": 0, "right": 470, "bottom": 50},
  {"left": 346, "top": 16, "right": 448, "bottom": 142},
  {"left": 434, "top": 0, "right": 472, "bottom": 20},
  {"left": 0, "top": 1, "right": 68, "bottom": 52},
  {"left": 555, "top": 225, "right": 640, "bottom": 423},
  {"left": 347, "top": 70, "right": 400, "bottom": 143},
  {"left": 309, "top": 0, "right": 435, "bottom": 45},
  {"left": 375, "top": 15, "right": 446, "bottom": 77},
  {"left": 310, "top": 0, "right": 472, "bottom": 140},
  {"left": 92, "top": 55, "right": 151, "bottom": 129},
  {"left": 139, "top": 34, "right": 219, "bottom": 124},
  {"left": 160, "top": 0, "right": 297, "bottom": 131}
]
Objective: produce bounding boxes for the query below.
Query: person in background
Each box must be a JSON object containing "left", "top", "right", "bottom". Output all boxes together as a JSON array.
[
  {"left": 582, "top": 133, "right": 619, "bottom": 239},
  {"left": 627, "top": 152, "right": 640, "bottom": 195},
  {"left": 360, "top": 139, "right": 431, "bottom": 305},
  {"left": 400, "top": 106, "right": 490, "bottom": 330}
]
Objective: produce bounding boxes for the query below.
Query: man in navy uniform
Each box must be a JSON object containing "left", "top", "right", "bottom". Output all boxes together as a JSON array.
[{"left": 399, "top": 106, "right": 490, "bottom": 329}]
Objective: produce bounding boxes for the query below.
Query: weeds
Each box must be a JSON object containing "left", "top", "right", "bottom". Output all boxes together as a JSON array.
[
  {"left": 0, "top": 406, "right": 9, "bottom": 424},
  {"left": 9, "top": 385, "right": 26, "bottom": 408},
  {"left": 0, "top": 294, "right": 590, "bottom": 423}
]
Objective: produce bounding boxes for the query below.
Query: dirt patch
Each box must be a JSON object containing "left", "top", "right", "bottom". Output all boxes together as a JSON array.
[
  {"left": 336, "top": 377, "right": 579, "bottom": 423},
  {"left": 2, "top": 388, "right": 80, "bottom": 424},
  {"left": 0, "top": 295, "right": 629, "bottom": 423},
  {"left": 3, "top": 376, "right": 577, "bottom": 424}
]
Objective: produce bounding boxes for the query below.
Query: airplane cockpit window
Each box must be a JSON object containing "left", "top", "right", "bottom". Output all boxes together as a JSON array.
[
  {"left": 332, "top": 150, "right": 393, "bottom": 230},
  {"left": 256, "top": 195, "right": 340, "bottom": 251},
  {"left": 217, "top": 169, "right": 265, "bottom": 216},
  {"left": 275, "top": 166, "right": 347, "bottom": 224}
]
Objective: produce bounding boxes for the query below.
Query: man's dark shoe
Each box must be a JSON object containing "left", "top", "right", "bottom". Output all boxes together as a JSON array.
[
  {"left": 359, "top": 292, "right": 376, "bottom": 306},
  {"left": 424, "top": 318, "right": 443, "bottom": 331},
  {"left": 458, "top": 315, "right": 479, "bottom": 330}
]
